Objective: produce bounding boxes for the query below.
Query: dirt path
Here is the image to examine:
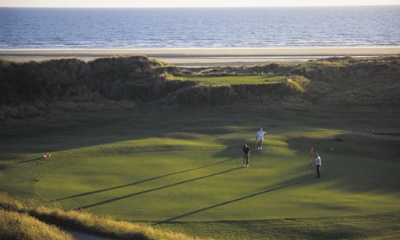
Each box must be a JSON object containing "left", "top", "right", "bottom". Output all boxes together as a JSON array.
[{"left": 64, "top": 229, "right": 117, "bottom": 240}]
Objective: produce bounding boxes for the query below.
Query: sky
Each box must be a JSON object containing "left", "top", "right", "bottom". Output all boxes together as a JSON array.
[{"left": 1, "top": 0, "right": 400, "bottom": 8}]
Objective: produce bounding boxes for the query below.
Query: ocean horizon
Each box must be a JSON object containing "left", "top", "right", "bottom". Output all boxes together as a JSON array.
[{"left": 1, "top": 6, "right": 400, "bottom": 50}]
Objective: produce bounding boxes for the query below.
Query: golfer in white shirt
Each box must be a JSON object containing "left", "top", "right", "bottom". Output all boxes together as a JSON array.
[
  {"left": 256, "top": 127, "right": 267, "bottom": 150},
  {"left": 315, "top": 153, "right": 321, "bottom": 178}
]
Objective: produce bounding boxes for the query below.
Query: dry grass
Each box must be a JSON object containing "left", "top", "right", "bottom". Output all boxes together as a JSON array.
[
  {"left": 285, "top": 75, "right": 310, "bottom": 93},
  {"left": 0, "top": 209, "right": 75, "bottom": 240},
  {"left": 0, "top": 193, "right": 212, "bottom": 240}
]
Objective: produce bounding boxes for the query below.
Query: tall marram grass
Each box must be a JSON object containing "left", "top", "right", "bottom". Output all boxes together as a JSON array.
[
  {"left": 0, "top": 209, "right": 75, "bottom": 240},
  {"left": 285, "top": 75, "right": 310, "bottom": 93},
  {"left": 0, "top": 193, "right": 212, "bottom": 240}
]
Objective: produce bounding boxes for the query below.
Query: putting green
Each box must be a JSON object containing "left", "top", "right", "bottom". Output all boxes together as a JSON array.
[{"left": 35, "top": 133, "right": 400, "bottom": 222}]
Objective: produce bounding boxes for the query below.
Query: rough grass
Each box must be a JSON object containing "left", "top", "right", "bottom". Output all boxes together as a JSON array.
[
  {"left": 0, "top": 208, "right": 75, "bottom": 240},
  {"left": 285, "top": 75, "right": 310, "bottom": 93},
  {"left": 0, "top": 193, "right": 212, "bottom": 240}
]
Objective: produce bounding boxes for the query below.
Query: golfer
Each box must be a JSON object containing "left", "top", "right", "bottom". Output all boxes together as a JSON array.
[
  {"left": 256, "top": 127, "right": 267, "bottom": 150},
  {"left": 243, "top": 144, "right": 250, "bottom": 167},
  {"left": 315, "top": 153, "right": 321, "bottom": 178}
]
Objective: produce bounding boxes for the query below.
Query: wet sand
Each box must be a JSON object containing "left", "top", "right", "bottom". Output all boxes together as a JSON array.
[{"left": 1, "top": 47, "right": 399, "bottom": 67}]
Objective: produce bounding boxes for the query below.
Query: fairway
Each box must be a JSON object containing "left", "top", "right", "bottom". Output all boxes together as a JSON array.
[{"left": 2, "top": 104, "right": 400, "bottom": 238}]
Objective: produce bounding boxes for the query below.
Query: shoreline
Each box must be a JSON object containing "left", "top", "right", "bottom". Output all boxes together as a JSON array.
[{"left": 1, "top": 47, "right": 399, "bottom": 67}]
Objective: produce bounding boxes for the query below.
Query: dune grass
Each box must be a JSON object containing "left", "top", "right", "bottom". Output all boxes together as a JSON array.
[
  {"left": 0, "top": 208, "right": 75, "bottom": 240},
  {"left": 0, "top": 193, "right": 211, "bottom": 240},
  {"left": 1, "top": 103, "right": 400, "bottom": 239}
]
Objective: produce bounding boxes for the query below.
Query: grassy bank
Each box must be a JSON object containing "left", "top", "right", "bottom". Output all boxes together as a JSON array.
[
  {"left": 0, "top": 208, "right": 74, "bottom": 240},
  {"left": 0, "top": 193, "right": 210, "bottom": 240}
]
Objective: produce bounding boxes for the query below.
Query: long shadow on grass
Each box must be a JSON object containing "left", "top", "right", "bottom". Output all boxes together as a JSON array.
[
  {"left": 155, "top": 177, "right": 309, "bottom": 224},
  {"left": 52, "top": 157, "right": 239, "bottom": 202},
  {"left": 18, "top": 157, "right": 42, "bottom": 163},
  {"left": 75, "top": 166, "right": 243, "bottom": 210}
]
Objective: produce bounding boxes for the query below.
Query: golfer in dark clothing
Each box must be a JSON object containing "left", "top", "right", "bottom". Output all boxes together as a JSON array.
[{"left": 243, "top": 144, "right": 250, "bottom": 167}]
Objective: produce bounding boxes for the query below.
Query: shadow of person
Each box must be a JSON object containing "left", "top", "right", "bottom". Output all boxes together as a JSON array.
[{"left": 18, "top": 157, "right": 42, "bottom": 163}]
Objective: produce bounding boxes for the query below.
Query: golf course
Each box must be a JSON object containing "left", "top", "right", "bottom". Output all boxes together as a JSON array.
[{"left": 1, "top": 55, "right": 400, "bottom": 239}]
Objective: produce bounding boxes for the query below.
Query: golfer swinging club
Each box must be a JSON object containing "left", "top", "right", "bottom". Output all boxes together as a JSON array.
[{"left": 256, "top": 127, "right": 267, "bottom": 150}]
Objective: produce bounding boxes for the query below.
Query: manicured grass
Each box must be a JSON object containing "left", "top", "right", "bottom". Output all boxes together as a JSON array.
[
  {"left": 1, "top": 104, "right": 400, "bottom": 239},
  {"left": 184, "top": 75, "right": 286, "bottom": 85},
  {"left": 160, "top": 213, "right": 400, "bottom": 240}
]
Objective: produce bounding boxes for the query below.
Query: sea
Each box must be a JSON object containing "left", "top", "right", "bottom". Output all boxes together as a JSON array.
[{"left": 0, "top": 6, "right": 400, "bottom": 50}]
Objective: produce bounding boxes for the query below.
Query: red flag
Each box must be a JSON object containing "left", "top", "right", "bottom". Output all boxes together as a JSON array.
[{"left": 310, "top": 147, "right": 314, "bottom": 157}]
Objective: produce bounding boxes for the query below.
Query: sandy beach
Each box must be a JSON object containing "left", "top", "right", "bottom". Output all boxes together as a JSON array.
[{"left": 1, "top": 47, "right": 400, "bottom": 67}]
